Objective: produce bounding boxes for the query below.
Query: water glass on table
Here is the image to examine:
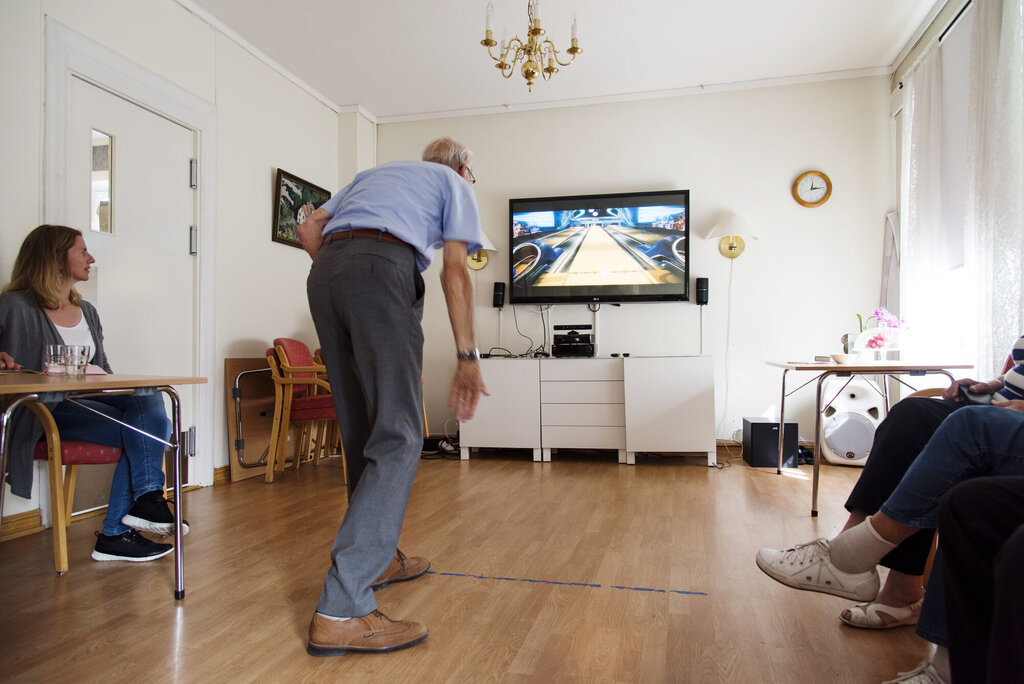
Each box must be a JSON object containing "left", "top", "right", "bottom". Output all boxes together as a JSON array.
[
  {"left": 44, "top": 344, "right": 66, "bottom": 374},
  {"left": 63, "top": 345, "right": 91, "bottom": 377}
]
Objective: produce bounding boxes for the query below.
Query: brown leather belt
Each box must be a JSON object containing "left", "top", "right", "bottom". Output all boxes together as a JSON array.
[{"left": 323, "top": 229, "right": 412, "bottom": 250}]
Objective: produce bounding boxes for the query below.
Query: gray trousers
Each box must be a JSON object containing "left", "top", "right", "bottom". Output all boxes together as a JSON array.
[{"left": 306, "top": 236, "right": 425, "bottom": 618}]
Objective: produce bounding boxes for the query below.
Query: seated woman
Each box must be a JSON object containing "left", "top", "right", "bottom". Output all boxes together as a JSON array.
[
  {"left": 0, "top": 224, "right": 186, "bottom": 562},
  {"left": 799, "top": 336, "right": 1021, "bottom": 630},
  {"left": 756, "top": 403, "right": 1024, "bottom": 684}
]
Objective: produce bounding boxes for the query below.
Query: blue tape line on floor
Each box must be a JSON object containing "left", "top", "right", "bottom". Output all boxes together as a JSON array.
[{"left": 427, "top": 571, "right": 706, "bottom": 596}]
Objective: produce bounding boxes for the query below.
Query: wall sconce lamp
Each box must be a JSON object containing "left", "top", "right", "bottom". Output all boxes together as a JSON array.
[
  {"left": 467, "top": 231, "right": 498, "bottom": 270},
  {"left": 706, "top": 212, "right": 757, "bottom": 259}
]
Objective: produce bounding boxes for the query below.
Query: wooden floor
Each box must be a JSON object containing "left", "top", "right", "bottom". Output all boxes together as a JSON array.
[{"left": 0, "top": 449, "right": 930, "bottom": 683}]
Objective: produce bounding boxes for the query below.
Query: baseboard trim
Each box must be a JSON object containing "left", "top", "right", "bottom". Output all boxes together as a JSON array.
[{"left": 0, "top": 509, "right": 43, "bottom": 541}]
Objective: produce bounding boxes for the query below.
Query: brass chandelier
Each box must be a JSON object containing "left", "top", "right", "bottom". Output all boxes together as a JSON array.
[{"left": 481, "top": 1, "right": 582, "bottom": 92}]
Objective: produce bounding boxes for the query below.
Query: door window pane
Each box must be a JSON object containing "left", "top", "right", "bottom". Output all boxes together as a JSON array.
[{"left": 91, "top": 129, "right": 112, "bottom": 233}]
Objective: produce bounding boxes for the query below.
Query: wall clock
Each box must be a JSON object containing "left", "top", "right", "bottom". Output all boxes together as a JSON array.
[{"left": 792, "top": 170, "right": 832, "bottom": 207}]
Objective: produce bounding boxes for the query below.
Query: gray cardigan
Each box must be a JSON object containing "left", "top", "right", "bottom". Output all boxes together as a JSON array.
[{"left": 0, "top": 290, "right": 113, "bottom": 497}]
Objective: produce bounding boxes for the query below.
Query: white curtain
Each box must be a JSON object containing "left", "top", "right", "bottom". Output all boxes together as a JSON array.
[
  {"left": 902, "top": 46, "right": 960, "bottom": 361},
  {"left": 967, "top": 0, "right": 1024, "bottom": 376}
]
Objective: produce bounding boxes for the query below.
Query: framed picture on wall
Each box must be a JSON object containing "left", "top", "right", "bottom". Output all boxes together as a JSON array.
[{"left": 272, "top": 169, "right": 331, "bottom": 248}]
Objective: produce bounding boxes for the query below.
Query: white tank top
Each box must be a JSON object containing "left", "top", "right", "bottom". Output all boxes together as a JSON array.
[{"left": 55, "top": 316, "right": 96, "bottom": 361}]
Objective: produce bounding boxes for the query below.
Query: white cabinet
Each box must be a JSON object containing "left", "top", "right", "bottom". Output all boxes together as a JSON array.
[
  {"left": 623, "top": 356, "right": 716, "bottom": 465},
  {"left": 459, "top": 358, "right": 541, "bottom": 461},
  {"left": 540, "top": 359, "right": 625, "bottom": 461},
  {"left": 458, "top": 356, "right": 715, "bottom": 466}
]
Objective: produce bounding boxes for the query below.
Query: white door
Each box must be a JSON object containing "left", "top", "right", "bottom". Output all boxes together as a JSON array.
[{"left": 64, "top": 76, "right": 198, "bottom": 506}]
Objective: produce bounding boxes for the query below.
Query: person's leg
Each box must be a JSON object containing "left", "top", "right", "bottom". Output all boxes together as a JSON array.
[
  {"left": 309, "top": 268, "right": 371, "bottom": 502},
  {"left": 758, "top": 407, "right": 1024, "bottom": 603},
  {"left": 990, "top": 526, "right": 1024, "bottom": 683},
  {"left": 845, "top": 397, "right": 955, "bottom": 574},
  {"left": 51, "top": 394, "right": 169, "bottom": 536},
  {"left": 879, "top": 407, "right": 1024, "bottom": 529},
  {"left": 846, "top": 397, "right": 959, "bottom": 515},
  {"left": 939, "top": 476, "right": 1024, "bottom": 683},
  {"left": 307, "top": 239, "right": 426, "bottom": 621},
  {"left": 838, "top": 406, "right": 1024, "bottom": 562}
]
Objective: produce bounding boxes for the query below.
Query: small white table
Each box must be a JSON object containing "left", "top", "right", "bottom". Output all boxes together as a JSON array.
[{"left": 766, "top": 361, "right": 971, "bottom": 516}]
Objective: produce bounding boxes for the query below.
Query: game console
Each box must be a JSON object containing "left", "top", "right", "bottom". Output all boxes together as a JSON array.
[{"left": 551, "top": 324, "right": 595, "bottom": 358}]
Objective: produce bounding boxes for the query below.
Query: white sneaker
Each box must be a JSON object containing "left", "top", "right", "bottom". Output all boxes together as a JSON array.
[
  {"left": 882, "top": 660, "right": 947, "bottom": 684},
  {"left": 755, "top": 537, "right": 880, "bottom": 601}
]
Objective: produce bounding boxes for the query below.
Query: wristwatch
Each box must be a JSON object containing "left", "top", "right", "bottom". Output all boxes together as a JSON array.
[{"left": 457, "top": 348, "right": 480, "bottom": 362}]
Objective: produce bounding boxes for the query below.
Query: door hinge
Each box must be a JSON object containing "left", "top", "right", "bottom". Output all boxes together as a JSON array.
[
  {"left": 183, "top": 426, "right": 197, "bottom": 458},
  {"left": 189, "top": 159, "right": 198, "bottom": 189},
  {"left": 189, "top": 226, "right": 198, "bottom": 255}
]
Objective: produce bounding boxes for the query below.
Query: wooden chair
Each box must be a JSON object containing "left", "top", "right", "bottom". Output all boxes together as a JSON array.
[
  {"left": 313, "top": 348, "right": 345, "bottom": 459},
  {"left": 32, "top": 431, "right": 123, "bottom": 574},
  {"left": 264, "top": 339, "right": 340, "bottom": 483}
]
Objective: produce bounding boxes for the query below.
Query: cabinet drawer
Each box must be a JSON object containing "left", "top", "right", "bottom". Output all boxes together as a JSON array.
[
  {"left": 541, "top": 425, "right": 626, "bottom": 449},
  {"left": 541, "top": 358, "right": 623, "bottom": 381},
  {"left": 542, "top": 403, "right": 625, "bottom": 427},
  {"left": 541, "top": 381, "right": 624, "bottom": 404}
]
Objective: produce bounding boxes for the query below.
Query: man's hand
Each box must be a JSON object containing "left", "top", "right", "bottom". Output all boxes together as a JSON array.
[
  {"left": 991, "top": 398, "right": 1024, "bottom": 413},
  {"left": 448, "top": 361, "right": 489, "bottom": 421},
  {"left": 0, "top": 352, "right": 19, "bottom": 370},
  {"left": 943, "top": 377, "right": 1000, "bottom": 402},
  {"left": 297, "top": 207, "right": 332, "bottom": 260}
]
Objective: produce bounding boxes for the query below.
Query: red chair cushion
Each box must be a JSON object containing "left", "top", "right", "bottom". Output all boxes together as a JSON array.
[
  {"left": 290, "top": 394, "right": 337, "bottom": 421},
  {"left": 34, "top": 440, "right": 122, "bottom": 465}
]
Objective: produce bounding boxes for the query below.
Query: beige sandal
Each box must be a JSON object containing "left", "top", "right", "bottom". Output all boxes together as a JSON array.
[{"left": 840, "top": 598, "right": 922, "bottom": 629}]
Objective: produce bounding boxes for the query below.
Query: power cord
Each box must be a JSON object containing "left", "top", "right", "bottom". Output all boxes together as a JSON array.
[{"left": 420, "top": 418, "right": 462, "bottom": 460}]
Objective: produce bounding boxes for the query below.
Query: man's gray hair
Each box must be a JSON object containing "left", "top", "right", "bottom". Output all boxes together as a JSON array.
[{"left": 422, "top": 137, "right": 473, "bottom": 173}]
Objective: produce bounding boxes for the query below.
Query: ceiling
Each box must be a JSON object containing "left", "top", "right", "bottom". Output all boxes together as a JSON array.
[{"left": 184, "top": 0, "right": 944, "bottom": 121}]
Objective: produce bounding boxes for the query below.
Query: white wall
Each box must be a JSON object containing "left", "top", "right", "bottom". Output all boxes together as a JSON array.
[
  {"left": 0, "top": 0, "right": 337, "bottom": 517},
  {"left": 379, "top": 76, "right": 892, "bottom": 443}
]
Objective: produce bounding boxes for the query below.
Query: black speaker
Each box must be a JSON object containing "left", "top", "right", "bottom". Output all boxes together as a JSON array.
[
  {"left": 696, "top": 277, "right": 709, "bottom": 306},
  {"left": 742, "top": 417, "right": 798, "bottom": 468},
  {"left": 492, "top": 282, "right": 505, "bottom": 308}
]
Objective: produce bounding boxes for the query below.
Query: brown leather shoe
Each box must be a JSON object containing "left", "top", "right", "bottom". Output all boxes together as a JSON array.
[
  {"left": 370, "top": 549, "right": 430, "bottom": 590},
  {"left": 307, "top": 610, "right": 428, "bottom": 656}
]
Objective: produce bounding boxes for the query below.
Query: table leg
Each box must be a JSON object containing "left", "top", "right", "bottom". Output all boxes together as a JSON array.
[
  {"left": 811, "top": 373, "right": 833, "bottom": 517},
  {"left": 158, "top": 386, "right": 185, "bottom": 600},
  {"left": 777, "top": 369, "right": 790, "bottom": 474}
]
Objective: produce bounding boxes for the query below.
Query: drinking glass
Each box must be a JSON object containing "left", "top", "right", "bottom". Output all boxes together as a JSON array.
[
  {"left": 63, "top": 345, "right": 90, "bottom": 377},
  {"left": 45, "top": 344, "right": 66, "bottom": 374}
]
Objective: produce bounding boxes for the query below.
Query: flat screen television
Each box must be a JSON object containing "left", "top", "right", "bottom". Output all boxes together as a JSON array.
[{"left": 509, "top": 189, "right": 689, "bottom": 304}]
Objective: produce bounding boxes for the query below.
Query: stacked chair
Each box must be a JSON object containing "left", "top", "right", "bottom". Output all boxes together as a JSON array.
[{"left": 264, "top": 338, "right": 343, "bottom": 483}]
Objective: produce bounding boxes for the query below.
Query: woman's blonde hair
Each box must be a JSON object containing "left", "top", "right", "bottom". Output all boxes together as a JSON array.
[
  {"left": 422, "top": 137, "right": 473, "bottom": 173},
  {"left": 3, "top": 224, "right": 84, "bottom": 309}
]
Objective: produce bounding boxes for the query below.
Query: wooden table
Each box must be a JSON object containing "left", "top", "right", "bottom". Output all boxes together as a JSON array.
[
  {"left": 766, "top": 361, "right": 971, "bottom": 516},
  {"left": 1, "top": 372, "right": 207, "bottom": 599}
]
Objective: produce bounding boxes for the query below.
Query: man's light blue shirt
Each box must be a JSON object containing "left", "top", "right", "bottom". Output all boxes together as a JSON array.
[{"left": 320, "top": 160, "right": 484, "bottom": 272}]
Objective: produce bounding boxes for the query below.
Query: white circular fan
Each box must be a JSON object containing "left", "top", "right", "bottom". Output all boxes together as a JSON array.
[{"left": 819, "top": 377, "right": 885, "bottom": 466}]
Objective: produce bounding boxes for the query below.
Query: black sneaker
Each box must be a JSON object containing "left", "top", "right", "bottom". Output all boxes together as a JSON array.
[
  {"left": 91, "top": 530, "right": 173, "bottom": 562},
  {"left": 121, "top": 490, "right": 190, "bottom": 536}
]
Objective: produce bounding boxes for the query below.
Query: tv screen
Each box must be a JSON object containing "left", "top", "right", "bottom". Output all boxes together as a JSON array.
[{"left": 509, "top": 189, "right": 689, "bottom": 304}]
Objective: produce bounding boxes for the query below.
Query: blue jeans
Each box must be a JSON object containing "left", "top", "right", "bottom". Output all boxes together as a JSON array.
[
  {"left": 51, "top": 393, "right": 171, "bottom": 536},
  {"left": 878, "top": 406, "right": 1024, "bottom": 647}
]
